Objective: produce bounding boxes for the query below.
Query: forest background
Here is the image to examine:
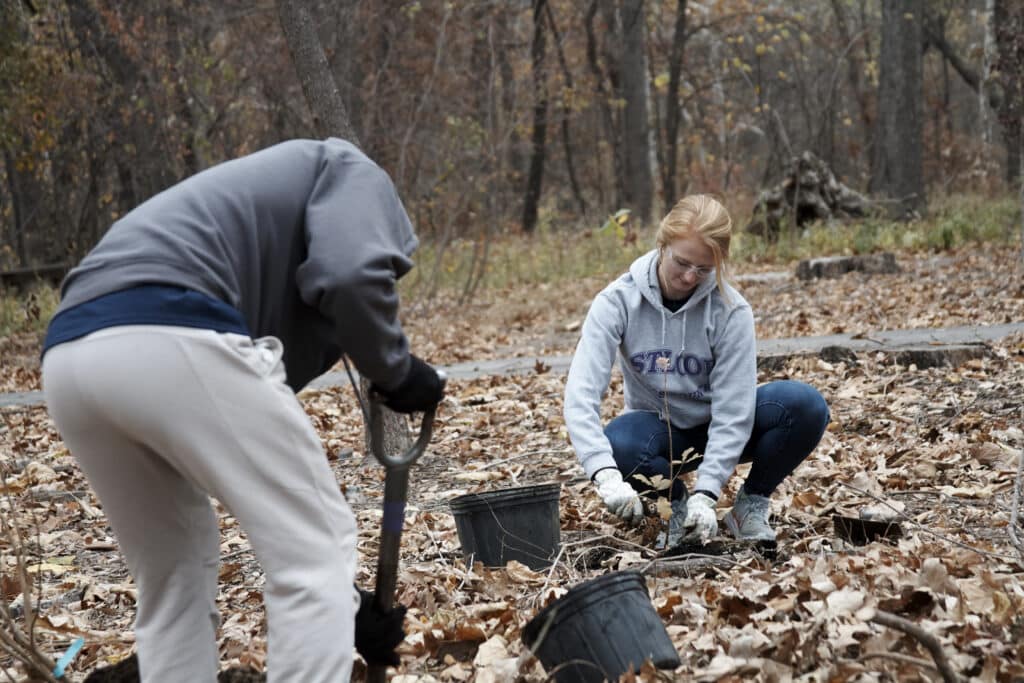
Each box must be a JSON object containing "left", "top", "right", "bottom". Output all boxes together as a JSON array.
[
  {"left": 3, "top": 0, "right": 1024, "bottom": 295},
  {"left": 3, "top": 1, "right": 1024, "bottom": 682}
]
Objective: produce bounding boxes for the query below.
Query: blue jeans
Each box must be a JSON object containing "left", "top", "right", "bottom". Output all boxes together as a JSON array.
[{"left": 604, "top": 380, "right": 829, "bottom": 500}]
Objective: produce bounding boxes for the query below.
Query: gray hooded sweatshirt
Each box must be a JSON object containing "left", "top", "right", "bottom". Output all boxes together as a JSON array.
[
  {"left": 563, "top": 249, "right": 757, "bottom": 498},
  {"left": 54, "top": 138, "right": 417, "bottom": 393}
]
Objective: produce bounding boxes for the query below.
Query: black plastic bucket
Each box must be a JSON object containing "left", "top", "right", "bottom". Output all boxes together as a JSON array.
[
  {"left": 521, "top": 571, "right": 680, "bottom": 682},
  {"left": 449, "top": 483, "right": 561, "bottom": 570}
]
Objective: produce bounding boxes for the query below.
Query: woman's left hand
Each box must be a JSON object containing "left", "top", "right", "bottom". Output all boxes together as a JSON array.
[{"left": 681, "top": 492, "right": 718, "bottom": 543}]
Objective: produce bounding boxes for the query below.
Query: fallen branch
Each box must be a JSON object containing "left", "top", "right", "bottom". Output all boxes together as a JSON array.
[
  {"left": 869, "top": 610, "right": 965, "bottom": 683},
  {"left": 0, "top": 459, "right": 60, "bottom": 682},
  {"left": 1008, "top": 407, "right": 1024, "bottom": 562},
  {"left": 640, "top": 553, "right": 752, "bottom": 576}
]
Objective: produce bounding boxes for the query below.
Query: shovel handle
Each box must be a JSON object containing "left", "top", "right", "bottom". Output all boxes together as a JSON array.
[
  {"left": 366, "top": 371, "right": 445, "bottom": 682},
  {"left": 368, "top": 404, "right": 437, "bottom": 469}
]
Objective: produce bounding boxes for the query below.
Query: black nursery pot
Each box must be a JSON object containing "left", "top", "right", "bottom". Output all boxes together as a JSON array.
[
  {"left": 521, "top": 571, "right": 681, "bottom": 683},
  {"left": 448, "top": 483, "right": 561, "bottom": 570}
]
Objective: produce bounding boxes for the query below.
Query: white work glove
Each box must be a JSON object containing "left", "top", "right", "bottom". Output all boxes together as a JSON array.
[
  {"left": 593, "top": 468, "right": 644, "bottom": 525},
  {"left": 681, "top": 492, "right": 718, "bottom": 544}
]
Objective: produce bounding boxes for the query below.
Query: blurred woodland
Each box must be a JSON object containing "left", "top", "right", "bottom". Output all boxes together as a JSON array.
[{"left": 2, "top": 0, "right": 1024, "bottom": 276}]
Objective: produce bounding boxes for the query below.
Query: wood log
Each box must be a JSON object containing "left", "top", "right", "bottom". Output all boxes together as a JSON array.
[
  {"left": 795, "top": 253, "right": 900, "bottom": 280},
  {"left": 891, "top": 344, "right": 988, "bottom": 369},
  {"left": 758, "top": 343, "right": 989, "bottom": 372}
]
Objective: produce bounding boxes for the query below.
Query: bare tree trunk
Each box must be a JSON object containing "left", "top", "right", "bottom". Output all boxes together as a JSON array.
[
  {"left": 545, "top": 2, "right": 587, "bottom": 219},
  {"left": 497, "top": 24, "right": 524, "bottom": 201},
  {"left": 276, "top": 0, "right": 357, "bottom": 142},
  {"left": 326, "top": 0, "right": 364, "bottom": 144},
  {"left": 995, "top": 0, "right": 1024, "bottom": 185},
  {"left": 165, "top": 4, "right": 199, "bottom": 177},
  {"left": 620, "top": 0, "right": 652, "bottom": 225},
  {"left": 276, "top": 0, "right": 409, "bottom": 457},
  {"left": 522, "top": 0, "right": 549, "bottom": 234},
  {"left": 830, "top": 0, "right": 872, "bottom": 141},
  {"left": 2, "top": 150, "right": 26, "bottom": 266},
  {"left": 869, "top": 0, "right": 925, "bottom": 216},
  {"left": 585, "top": 0, "right": 624, "bottom": 210},
  {"left": 661, "top": 0, "right": 687, "bottom": 209},
  {"left": 981, "top": 0, "right": 996, "bottom": 145}
]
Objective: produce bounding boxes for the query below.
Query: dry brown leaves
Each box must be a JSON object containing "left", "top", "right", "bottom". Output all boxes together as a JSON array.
[
  {"left": 1, "top": 245, "right": 1023, "bottom": 681},
  {"left": 400, "top": 246, "right": 1024, "bottom": 367}
]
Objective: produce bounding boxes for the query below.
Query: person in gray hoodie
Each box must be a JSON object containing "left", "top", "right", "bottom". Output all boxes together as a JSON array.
[
  {"left": 564, "top": 194, "right": 829, "bottom": 547},
  {"left": 40, "top": 138, "right": 443, "bottom": 682}
]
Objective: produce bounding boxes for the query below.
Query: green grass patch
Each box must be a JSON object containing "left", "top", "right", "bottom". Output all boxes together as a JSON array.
[
  {"left": 410, "top": 193, "right": 1020, "bottom": 301},
  {"left": 1, "top": 194, "right": 1018, "bottom": 333},
  {"left": 403, "top": 213, "right": 653, "bottom": 301},
  {"left": 0, "top": 281, "right": 59, "bottom": 337},
  {"left": 731, "top": 192, "right": 1021, "bottom": 263}
]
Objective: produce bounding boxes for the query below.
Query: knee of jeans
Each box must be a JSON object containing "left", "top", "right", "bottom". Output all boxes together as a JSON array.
[{"left": 791, "top": 384, "right": 830, "bottom": 430}]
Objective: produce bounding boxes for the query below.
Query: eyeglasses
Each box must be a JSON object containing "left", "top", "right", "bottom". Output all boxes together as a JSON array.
[{"left": 662, "top": 247, "right": 714, "bottom": 278}]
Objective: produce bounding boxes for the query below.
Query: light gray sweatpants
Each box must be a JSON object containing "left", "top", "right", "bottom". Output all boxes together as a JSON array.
[{"left": 42, "top": 326, "right": 358, "bottom": 683}]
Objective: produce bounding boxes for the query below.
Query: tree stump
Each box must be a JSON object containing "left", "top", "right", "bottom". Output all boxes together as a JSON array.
[
  {"left": 892, "top": 344, "right": 989, "bottom": 369},
  {"left": 746, "top": 151, "right": 871, "bottom": 240}
]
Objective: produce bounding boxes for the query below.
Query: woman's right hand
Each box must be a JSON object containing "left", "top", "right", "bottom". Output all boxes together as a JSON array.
[{"left": 593, "top": 468, "right": 644, "bottom": 524}]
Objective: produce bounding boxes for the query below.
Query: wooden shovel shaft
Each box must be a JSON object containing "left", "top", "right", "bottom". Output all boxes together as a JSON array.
[
  {"left": 366, "top": 463, "right": 410, "bottom": 683},
  {"left": 365, "top": 379, "right": 443, "bottom": 683}
]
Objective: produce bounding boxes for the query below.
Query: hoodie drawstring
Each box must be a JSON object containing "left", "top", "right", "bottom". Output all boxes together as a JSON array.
[{"left": 679, "top": 310, "right": 688, "bottom": 355}]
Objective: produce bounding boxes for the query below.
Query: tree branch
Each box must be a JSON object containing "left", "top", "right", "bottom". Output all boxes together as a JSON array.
[
  {"left": 1009, "top": 407, "right": 1024, "bottom": 562},
  {"left": 869, "top": 610, "right": 965, "bottom": 683},
  {"left": 0, "top": 449, "right": 60, "bottom": 682}
]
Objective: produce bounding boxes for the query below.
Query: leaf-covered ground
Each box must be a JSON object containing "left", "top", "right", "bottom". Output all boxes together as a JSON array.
[{"left": 2, "top": 246, "right": 1023, "bottom": 681}]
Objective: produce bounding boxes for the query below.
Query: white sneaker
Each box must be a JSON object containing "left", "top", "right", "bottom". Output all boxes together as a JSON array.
[{"left": 725, "top": 489, "right": 776, "bottom": 542}]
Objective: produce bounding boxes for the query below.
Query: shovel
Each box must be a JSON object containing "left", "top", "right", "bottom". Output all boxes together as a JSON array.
[{"left": 366, "top": 372, "right": 445, "bottom": 683}]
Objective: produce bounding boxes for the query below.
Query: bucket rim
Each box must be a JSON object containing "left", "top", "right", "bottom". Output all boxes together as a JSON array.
[
  {"left": 449, "top": 482, "right": 562, "bottom": 512},
  {"left": 521, "top": 571, "right": 648, "bottom": 646}
]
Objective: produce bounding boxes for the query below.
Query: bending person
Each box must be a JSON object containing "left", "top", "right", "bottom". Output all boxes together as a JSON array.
[{"left": 41, "top": 138, "right": 444, "bottom": 682}]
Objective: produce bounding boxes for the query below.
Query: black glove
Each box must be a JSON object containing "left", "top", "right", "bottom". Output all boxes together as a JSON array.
[
  {"left": 371, "top": 354, "right": 445, "bottom": 414},
  {"left": 355, "top": 587, "right": 407, "bottom": 667}
]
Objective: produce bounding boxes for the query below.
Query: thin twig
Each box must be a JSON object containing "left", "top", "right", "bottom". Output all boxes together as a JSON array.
[
  {"left": 1008, "top": 408, "right": 1024, "bottom": 562},
  {"left": 477, "top": 449, "right": 573, "bottom": 471},
  {"left": 422, "top": 526, "right": 451, "bottom": 570},
  {"left": 219, "top": 547, "right": 253, "bottom": 562},
  {"left": 869, "top": 610, "right": 965, "bottom": 683},
  {"left": 558, "top": 533, "right": 657, "bottom": 555},
  {"left": 857, "top": 650, "right": 939, "bottom": 672},
  {"left": 0, "top": 427, "right": 60, "bottom": 682},
  {"left": 537, "top": 545, "right": 566, "bottom": 600}
]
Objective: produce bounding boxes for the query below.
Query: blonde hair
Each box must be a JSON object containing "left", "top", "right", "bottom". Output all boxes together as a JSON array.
[{"left": 656, "top": 194, "right": 733, "bottom": 297}]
